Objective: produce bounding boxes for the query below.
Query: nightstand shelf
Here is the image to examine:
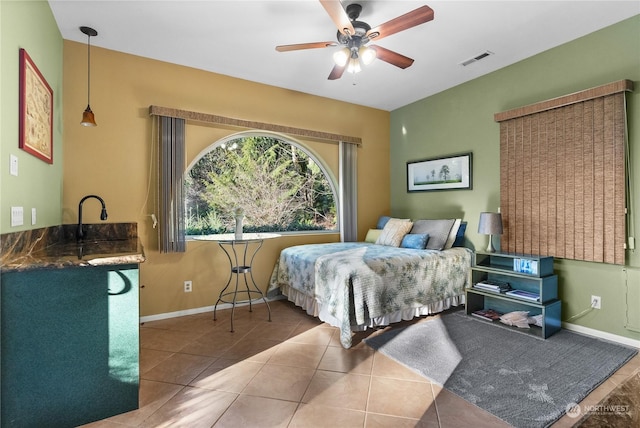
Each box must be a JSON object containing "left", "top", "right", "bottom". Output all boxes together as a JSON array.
[{"left": 466, "top": 252, "right": 561, "bottom": 339}]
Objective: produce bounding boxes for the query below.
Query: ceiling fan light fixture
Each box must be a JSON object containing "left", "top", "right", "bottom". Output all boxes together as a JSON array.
[
  {"left": 333, "top": 47, "right": 350, "bottom": 66},
  {"left": 359, "top": 45, "right": 376, "bottom": 65},
  {"left": 347, "top": 58, "right": 362, "bottom": 74},
  {"left": 276, "top": 2, "right": 432, "bottom": 81}
]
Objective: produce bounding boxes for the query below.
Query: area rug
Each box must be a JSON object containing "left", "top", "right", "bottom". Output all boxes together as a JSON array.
[{"left": 364, "top": 311, "right": 638, "bottom": 428}]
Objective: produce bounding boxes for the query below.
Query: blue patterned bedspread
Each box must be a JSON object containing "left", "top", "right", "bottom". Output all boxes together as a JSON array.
[{"left": 269, "top": 242, "right": 472, "bottom": 347}]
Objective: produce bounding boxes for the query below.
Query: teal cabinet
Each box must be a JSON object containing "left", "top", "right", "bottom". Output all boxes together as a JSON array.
[{"left": 1, "top": 264, "right": 139, "bottom": 427}]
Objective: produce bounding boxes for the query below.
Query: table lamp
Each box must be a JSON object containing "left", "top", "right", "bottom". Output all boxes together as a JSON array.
[{"left": 478, "top": 212, "right": 503, "bottom": 253}]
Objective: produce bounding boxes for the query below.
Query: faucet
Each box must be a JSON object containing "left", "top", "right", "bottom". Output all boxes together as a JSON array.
[{"left": 77, "top": 195, "right": 108, "bottom": 241}]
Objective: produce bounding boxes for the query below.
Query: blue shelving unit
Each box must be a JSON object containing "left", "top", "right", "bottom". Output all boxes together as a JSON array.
[{"left": 465, "top": 252, "right": 561, "bottom": 339}]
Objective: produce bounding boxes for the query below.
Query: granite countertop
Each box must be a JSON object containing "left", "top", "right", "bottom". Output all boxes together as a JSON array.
[{"left": 0, "top": 223, "right": 145, "bottom": 272}]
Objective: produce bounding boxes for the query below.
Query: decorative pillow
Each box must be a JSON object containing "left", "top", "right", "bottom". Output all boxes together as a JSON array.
[
  {"left": 410, "top": 219, "right": 457, "bottom": 250},
  {"left": 376, "top": 218, "right": 414, "bottom": 247},
  {"left": 376, "top": 216, "right": 391, "bottom": 229},
  {"left": 500, "top": 311, "right": 530, "bottom": 329},
  {"left": 528, "top": 314, "right": 543, "bottom": 327},
  {"left": 376, "top": 216, "right": 410, "bottom": 230},
  {"left": 365, "top": 229, "right": 382, "bottom": 243},
  {"left": 400, "top": 233, "right": 430, "bottom": 249},
  {"left": 452, "top": 222, "right": 467, "bottom": 247},
  {"left": 444, "top": 219, "right": 462, "bottom": 249}
]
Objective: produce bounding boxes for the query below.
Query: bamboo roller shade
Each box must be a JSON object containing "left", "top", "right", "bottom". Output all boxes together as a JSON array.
[{"left": 495, "top": 80, "right": 633, "bottom": 265}]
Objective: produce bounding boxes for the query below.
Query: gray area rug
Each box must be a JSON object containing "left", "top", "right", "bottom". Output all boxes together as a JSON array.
[{"left": 364, "top": 311, "right": 637, "bottom": 428}]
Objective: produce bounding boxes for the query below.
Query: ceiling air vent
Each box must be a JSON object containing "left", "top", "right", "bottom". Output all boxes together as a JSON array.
[{"left": 460, "top": 51, "right": 494, "bottom": 67}]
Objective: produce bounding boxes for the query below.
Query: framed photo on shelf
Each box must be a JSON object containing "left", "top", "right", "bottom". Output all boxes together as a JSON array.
[
  {"left": 407, "top": 152, "right": 472, "bottom": 192},
  {"left": 19, "top": 48, "right": 54, "bottom": 164}
]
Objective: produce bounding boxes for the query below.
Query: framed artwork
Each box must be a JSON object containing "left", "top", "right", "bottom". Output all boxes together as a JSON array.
[
  {"left": 407, "top": 152, "right": 472, "bottom": 192},
  {"left": 19, "top": 48, "right": 53, "bottom": 164}
]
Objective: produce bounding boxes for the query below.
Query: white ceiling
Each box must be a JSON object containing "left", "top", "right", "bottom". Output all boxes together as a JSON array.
[{"left": 48, "top": 0, "right": 639, "bottom": 111}]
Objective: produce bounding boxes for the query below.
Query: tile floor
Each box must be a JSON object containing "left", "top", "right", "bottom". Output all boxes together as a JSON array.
[{"left": 83, "top": 299, "right": 640, "bottom": 427}]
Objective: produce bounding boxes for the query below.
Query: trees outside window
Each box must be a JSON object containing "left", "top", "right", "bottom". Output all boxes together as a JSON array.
[{"left": 185, "top": 135, "right": 338, "bottom": 235}]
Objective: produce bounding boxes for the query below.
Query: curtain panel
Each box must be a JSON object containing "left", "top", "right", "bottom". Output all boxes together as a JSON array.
[
  {"left": 158, "top": 116, "right": 186, "bottom": 253},
  {"left": 339, "top": 141, "right": 358, "bottom": 242},
  {"left": 495, "top": 81, "right": 632, "bottom": 265}
]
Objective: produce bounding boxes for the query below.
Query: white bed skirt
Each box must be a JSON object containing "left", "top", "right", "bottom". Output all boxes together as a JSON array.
[{"left": 280, "top": 283, "right": 465, "bottom": 332}]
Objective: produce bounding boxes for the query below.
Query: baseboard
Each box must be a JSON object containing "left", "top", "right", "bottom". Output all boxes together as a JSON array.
[
  {"left": 562, "top": 321, "right": 640, "bottom": 349},
  {"left": 140, "top": 302, "right": 640, "bottom": 350},
  {"left": 139, "top": 296, "right": 285, "bottom": 324}
]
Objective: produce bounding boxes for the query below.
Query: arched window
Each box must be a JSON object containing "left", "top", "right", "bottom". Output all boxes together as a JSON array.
[{"left": 185, "top": 132, "right": 338, "bottom": 236}]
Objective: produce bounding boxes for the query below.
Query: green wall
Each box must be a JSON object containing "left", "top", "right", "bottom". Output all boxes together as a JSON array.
[
  {"left": 0, "top": 0, "right": 63, "bottom": 233},
  {"left": 390, "top": 15, "right": 640, "bottom": 341}
]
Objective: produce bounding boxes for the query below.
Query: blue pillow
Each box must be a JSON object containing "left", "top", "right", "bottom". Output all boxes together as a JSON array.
[
  {"left": 376, "top": 216, "right": 391, "bottom": 229},
  {"left": 453, "top": 222, "right": 467, "bottom": 247},
  {"left": 401, "top": 233, "right": 430, "bottom": 249}
]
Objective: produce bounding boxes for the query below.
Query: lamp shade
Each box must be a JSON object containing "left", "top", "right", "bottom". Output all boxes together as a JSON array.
[
  {"left": 359, "top": 45, "right": 376, "bottom": 65},
  {"left": 478, "top": 212, "right": 503, "bottom": 235},
  {"left": 81, "top": 105, "right": 97, "bottom": 127},
  {"left": 346, "top": 58, "right": 362, "bottom": 74},
  {"left": 333, "top": 47, "right": 350, "bottom": 67}
]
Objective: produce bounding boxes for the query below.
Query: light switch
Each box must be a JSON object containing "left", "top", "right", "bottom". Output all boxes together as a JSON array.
[
  {"left": 32, "top": 208, "right": 37, "bottom": 225},
  {"left": 11, "top": 207, "right": 24, "bottom": 227},
  {"left": 10, "top": 155, "right": 18, "bottom": 176}
]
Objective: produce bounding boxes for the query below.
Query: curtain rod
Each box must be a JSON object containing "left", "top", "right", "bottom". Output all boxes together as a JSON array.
[{"left": 149, "top": 105, "right": 362, "bottom": 146}]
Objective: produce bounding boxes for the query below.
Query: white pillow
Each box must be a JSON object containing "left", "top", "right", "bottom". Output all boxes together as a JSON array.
[
  {"left": 376, "top": 218, "right": 414, "bottom": 247},
  {"left": 444, "top": 219, "right": 462, "bottom": 249}
]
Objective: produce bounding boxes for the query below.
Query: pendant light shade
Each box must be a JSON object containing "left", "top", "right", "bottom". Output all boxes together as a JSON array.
[
  {"left": 80, "top": 26, "right": 98, "bottom": 127},
  {"left": 81, "top": 106, "right": 96, "bottom": 126}
]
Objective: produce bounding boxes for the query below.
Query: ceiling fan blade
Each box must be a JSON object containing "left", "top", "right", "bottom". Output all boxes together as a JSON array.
[
  {"left": 276, "top": 42, "right": 336, "bottom": 52},
  {"left": 328, "top": 64, "right": 346, "bottom": 80},
  {"left": 367, "top": 5, "right": 434, "bottom": 42},
  {"left": 370, "top": 45, "right": 414, "bottom": 69},
  {"left": 319, "top": 0, "right": 355, "bottom": 36}
]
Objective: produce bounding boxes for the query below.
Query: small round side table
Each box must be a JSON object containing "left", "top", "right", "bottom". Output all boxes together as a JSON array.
[{"left": 193, "top": 233, "right": 280, "bottom": 332}]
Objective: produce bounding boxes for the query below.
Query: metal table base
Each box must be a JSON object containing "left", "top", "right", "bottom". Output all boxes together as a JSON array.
[{"left": 212, "top": 236, "right": 274, "bottom": 332}]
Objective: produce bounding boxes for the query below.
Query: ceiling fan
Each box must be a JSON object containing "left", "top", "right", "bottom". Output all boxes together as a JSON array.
[{"left": 275, "top": 0, "right": 434, "bottom": 80}]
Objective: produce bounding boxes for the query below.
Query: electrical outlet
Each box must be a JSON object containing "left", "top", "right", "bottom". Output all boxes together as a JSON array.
[
  {"left": 184, "top": 280, "right": 192, "bottom": 293},
  {"left": 11, "top": 207, "right": 23, "bottom": 227},
  {"left": 591, "top": 295, "right": 601, "bottom": 309}
]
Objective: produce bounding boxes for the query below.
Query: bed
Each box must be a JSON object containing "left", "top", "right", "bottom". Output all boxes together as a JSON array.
[{"left": 268, "top": 217, "right": 473, "bottom": 348}]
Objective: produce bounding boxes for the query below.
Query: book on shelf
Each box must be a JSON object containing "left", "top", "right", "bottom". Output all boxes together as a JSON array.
[
  {"left": 513, "top": 258, "right": 539, "bottom": 275},
  {"left": 471, "top": 309, "right": 503, "bottom": 322},
  {"left": 473, "top": 279, "right": 511, "bottom": 293},
  {"left": 505, "top": 289, "right": 540, "bottom": 301}
]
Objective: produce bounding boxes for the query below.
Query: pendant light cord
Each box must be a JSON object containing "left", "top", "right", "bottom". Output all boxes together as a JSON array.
[{"left": 87, "top": 33, "right": 91, "bottom": 106}]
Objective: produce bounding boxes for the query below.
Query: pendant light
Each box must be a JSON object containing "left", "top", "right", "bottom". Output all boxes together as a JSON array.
[{"left": 80, "top": 26, "right": 98, "bottom": 127}]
